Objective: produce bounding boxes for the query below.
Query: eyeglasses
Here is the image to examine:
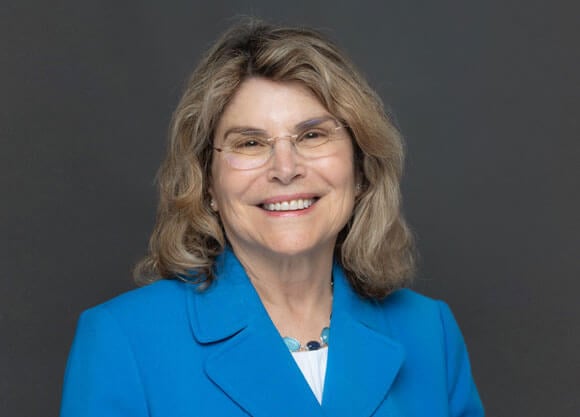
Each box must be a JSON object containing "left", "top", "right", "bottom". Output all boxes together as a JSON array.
[{"left": 213, "top": 117, "right": 348, "bottom": 170}]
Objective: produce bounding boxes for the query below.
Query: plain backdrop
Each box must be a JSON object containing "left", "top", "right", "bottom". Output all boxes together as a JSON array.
[{"left": 1, "top": 1, "right": 579, "bottom": 416}]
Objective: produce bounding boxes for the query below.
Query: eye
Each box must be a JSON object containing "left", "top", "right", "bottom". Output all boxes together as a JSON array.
[
  {"left": 239, "top": 139, "right": 260, "bottom": 148},
  {"left": 230, "top": 136, "right": 268, "bottom": 150},
  {"left": 225, "top": 136, "right": 270, "bottom": 156},
  {"left": 296, "top": 128, "right": 329, "bottom": 147},
  {"left": 303, "top": 130, "right": 325, "bottom": 139}
]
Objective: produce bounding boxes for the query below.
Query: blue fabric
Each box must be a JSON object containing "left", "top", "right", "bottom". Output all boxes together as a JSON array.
[{"left": 60, "top": 249, "right": 484, "bottom": 416}]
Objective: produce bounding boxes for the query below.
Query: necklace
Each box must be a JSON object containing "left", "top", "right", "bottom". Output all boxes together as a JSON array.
[
  {"left": 283, "top": 326, "right": 330, "bottom": 352},
  {"left": 282, "top": 279, "right": 333, "bottom": 352}
]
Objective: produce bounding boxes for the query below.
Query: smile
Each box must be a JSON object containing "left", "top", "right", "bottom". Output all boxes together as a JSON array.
[{"left": 261, "top": 198, "right": 316, "bottom": 212}]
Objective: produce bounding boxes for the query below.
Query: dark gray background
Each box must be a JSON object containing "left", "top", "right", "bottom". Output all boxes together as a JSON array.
[{"left": 1, "top": 1, "right": 579, "bottom": 416}]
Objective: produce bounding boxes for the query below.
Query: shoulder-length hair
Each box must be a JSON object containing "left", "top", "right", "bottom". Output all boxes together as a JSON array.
[{"left": 134, "top": 19, "right": 415, "bottom": 299}]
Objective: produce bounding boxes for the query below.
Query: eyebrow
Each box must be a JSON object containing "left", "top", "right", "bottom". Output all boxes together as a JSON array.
[{"left": 222, "top": 115, "right": 334, "bottom": 139}]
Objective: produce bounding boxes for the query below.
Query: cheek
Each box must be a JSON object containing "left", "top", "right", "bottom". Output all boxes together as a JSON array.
[
  {"left": 210, "top": 166, "right": 260, "bottom": 210},
  {"left": 322, "top": 152, "right": 357, "bottom": 188}
]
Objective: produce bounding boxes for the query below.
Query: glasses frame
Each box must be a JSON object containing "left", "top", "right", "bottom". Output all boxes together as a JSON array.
[{"left": 213, "top": 118, "right": 349, "bottom": 170}]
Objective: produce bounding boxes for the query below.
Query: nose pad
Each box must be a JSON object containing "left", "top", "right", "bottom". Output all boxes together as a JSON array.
[
  {"left": 267, "top": 139, "right": 304, "bottom": 183},
  {"left": 272, "top": 137, "right": 298, "bottom": 156}
]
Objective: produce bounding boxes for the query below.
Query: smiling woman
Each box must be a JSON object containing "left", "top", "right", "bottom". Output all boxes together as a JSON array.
[
  {"left": 209, "top": 78, "right": 357, "bottom": 266},
  {"left": 60, "top": 19, "right": 484, "bottom": 417}
]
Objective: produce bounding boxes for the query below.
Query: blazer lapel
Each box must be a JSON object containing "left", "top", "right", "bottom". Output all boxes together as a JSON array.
[
  {"left": 321, "top": 264, "right": 405, "bottom": 417},
  {"left": 186, "top": 250, "right": 325, "bottom": 417},
  {"left": 204, "top": 312, "right": 324, "bottom": 417}
]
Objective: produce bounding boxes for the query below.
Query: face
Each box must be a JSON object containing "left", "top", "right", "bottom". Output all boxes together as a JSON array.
[{"left": 209, "top": 77, "right": 357, "bottom": 260}]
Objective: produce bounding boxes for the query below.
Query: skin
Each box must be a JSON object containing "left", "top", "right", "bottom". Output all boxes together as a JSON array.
[{"left": 209, "top": 77, "right": 357, "bottom": 342}]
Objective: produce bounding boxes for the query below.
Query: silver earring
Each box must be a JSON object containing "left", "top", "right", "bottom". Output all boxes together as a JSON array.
[{"left": 210, "top": 199, "right": 217, "bottom": 211}]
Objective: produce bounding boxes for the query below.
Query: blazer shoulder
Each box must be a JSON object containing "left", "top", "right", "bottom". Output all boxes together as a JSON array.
[
  {"left": 85, "top": 279, "right": 190, "bottom": 320},
  {"left": 376, "top": 288, "right": 454, "bottom": 337},
  {"left": 383, "top": 288, "right": 441, "bottom": 314},
  {"left": 378, "top": 290, "right": 485, "bottom": 415}
]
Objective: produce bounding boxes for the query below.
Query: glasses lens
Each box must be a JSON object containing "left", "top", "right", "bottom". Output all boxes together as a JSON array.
[
  {"left": 224, "top": 151, "right": 269, "bottom": 170},
  {"left": 295, "top": 119, "right": 341, "bottom": 152},
  {"left": 221, "top": 135, "right": 269, "bottom": 169}
]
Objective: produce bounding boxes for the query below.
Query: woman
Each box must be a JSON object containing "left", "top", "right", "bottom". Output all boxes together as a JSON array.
[{"left": 60, "top": 20, "right": 484, "bottom": 417}]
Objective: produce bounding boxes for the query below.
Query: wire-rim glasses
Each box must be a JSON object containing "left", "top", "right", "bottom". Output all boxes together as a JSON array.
[{"left": 213, "top": 116, "right": 349, "bottom": 170}]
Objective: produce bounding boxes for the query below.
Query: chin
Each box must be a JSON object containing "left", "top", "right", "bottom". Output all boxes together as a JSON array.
[{"left": 261, "top": 236, "right": 336, "bottom": 259}]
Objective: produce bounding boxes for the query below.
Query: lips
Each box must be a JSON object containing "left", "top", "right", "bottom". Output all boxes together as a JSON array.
[{"left": 261, "top": 198, "right": 317, "bottom": 212}]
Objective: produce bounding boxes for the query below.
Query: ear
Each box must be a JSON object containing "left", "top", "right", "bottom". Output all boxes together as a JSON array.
[
  {"left": 207, "top": 184, "right": 219, "bottom": 212},
  {"left": 206, "top": 176, "right": 218, "bottom": 212},
  {"left": 354, "top": 170, "right": 365, "bottom": 198}
]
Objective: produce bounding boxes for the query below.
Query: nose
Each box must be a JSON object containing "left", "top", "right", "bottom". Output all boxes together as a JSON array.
[{"left": 266, "top": 138, "right": 305, "bottom": 184}]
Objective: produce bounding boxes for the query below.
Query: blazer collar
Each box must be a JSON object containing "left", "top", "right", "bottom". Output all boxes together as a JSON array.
[
  {"left": 322, "top": 262, "right": 405, "bottom": 416},
  {"left": 186, "top": 248, "right": 405, "bottom": 417},
  {"left": 187, "top": 248, "right": 259, "bottom": 343}
]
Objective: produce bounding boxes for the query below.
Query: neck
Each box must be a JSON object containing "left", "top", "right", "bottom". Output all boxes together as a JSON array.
[{"left": 230, "top": 243, "right": 334, "bottom": 342}]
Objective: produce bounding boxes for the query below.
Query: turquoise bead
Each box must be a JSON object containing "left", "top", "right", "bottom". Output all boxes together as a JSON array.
[
  {"left": 321, "top": 327, "right": 330, "bottom": 344},
  {"left": 283, "top": 336, "right": 301, "bottom": 352}
]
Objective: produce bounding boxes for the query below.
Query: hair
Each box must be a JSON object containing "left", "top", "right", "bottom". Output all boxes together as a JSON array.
[{"left": 134, "top": 18, "right": 415, "bottom": 299}]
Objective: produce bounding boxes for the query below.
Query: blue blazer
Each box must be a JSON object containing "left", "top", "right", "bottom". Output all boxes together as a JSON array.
[{"left": 60, "top": 249, "right": 484, "bottom": 416}]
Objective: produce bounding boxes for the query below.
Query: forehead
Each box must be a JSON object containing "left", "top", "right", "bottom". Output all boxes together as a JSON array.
[{"left": 216, "top": 78, "right": 329, "bottom": 134}]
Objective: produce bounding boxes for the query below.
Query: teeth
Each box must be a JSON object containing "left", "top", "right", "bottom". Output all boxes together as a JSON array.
[{"left": 263, "top": 199, "right": 315, "bottom": 211}]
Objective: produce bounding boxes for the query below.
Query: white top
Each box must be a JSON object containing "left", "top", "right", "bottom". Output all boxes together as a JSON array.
[{"left": 291, "top": 347, "right": 328, "bottom": 404}]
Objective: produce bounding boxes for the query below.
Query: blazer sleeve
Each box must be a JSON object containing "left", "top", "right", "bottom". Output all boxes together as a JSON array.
[
  {"left": 60, "top": 306, "right": 149, "bottom": 417},
  {"left": 438, "top": 301, "right": 485, "bottom": 417}
]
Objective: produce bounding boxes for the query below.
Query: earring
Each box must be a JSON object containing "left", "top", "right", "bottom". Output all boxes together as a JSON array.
[{"left": 209, "top": 199, "right": 217, "bottom": 211}]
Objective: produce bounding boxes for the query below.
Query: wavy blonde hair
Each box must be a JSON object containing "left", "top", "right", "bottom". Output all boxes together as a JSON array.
[{"left": 134, "top": 19, "right": 415, "bottom": 299}]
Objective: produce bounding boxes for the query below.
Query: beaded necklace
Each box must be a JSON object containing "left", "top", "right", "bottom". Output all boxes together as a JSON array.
[
  {"left": 282, "top": 278, "right": 332, "bottom": 352},
  {"left": 283, "top": 326, "right": 330, "bottom": 352}
]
